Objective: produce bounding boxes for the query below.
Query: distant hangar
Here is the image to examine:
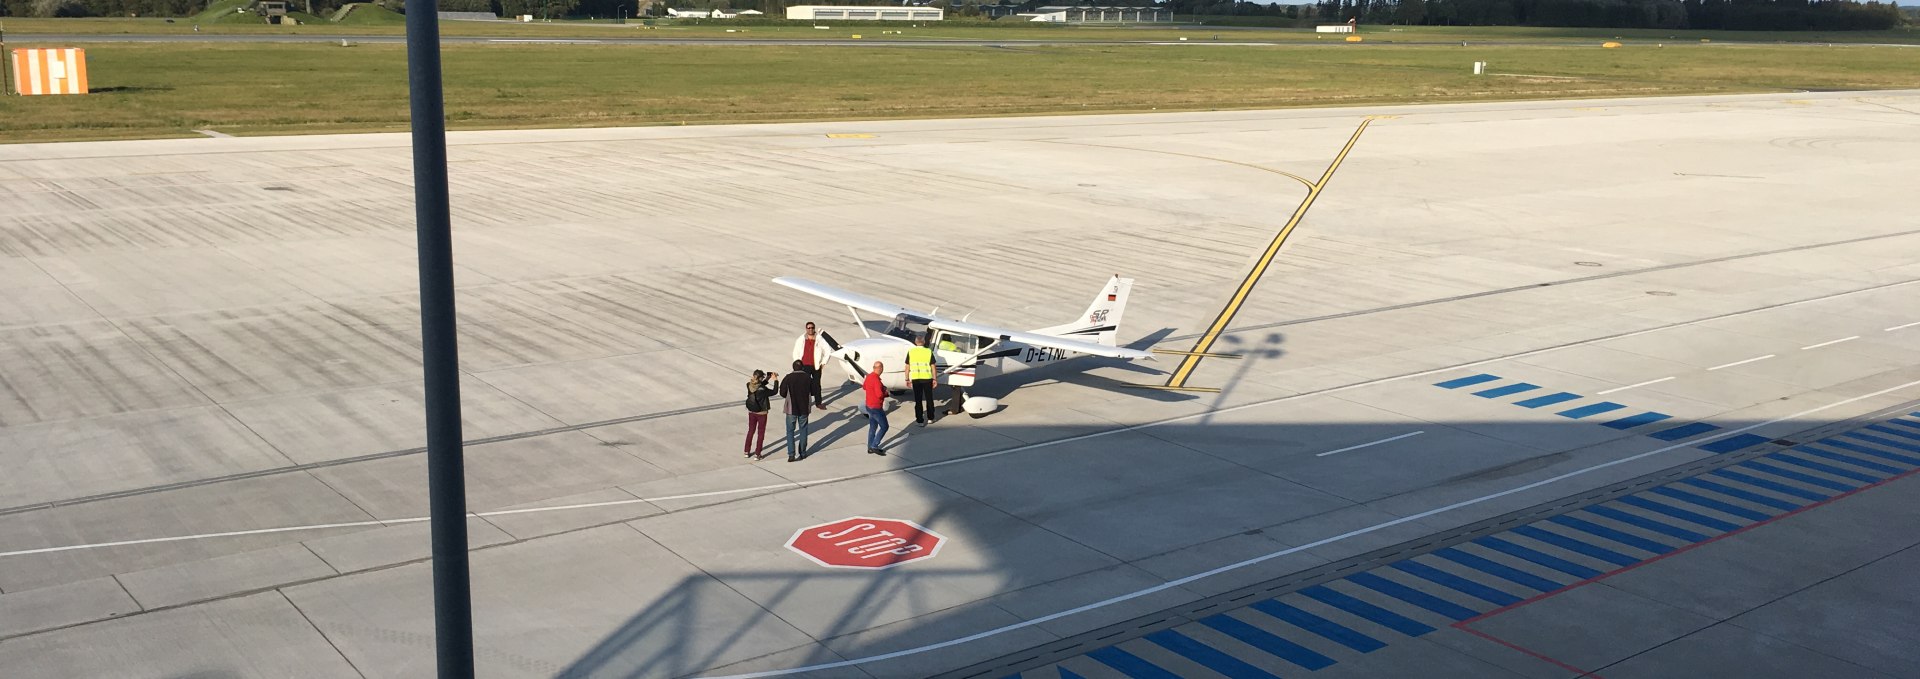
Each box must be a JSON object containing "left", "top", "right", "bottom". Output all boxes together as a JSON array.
[{"left": 786, "top": 5, "right": 946, "bottom": 20}]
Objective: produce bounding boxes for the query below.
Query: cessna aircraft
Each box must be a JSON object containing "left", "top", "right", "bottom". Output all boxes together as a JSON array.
[{"left": 774, "top": 275, "right": 1155, "bottom": 416}]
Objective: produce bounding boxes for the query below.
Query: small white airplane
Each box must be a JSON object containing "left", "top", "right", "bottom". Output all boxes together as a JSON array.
[{"left": 774, "top": 275, "right": 1156, "bottom": 416}]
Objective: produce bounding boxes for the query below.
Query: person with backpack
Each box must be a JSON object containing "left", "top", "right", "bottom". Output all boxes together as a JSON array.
[{"left": 744, "top": 369, "right": 779, "bottom": 459}]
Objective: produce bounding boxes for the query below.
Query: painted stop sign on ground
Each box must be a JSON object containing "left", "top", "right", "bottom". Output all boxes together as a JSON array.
[{"left": 786, "top": 516, "right": 946, "bottom": 570}]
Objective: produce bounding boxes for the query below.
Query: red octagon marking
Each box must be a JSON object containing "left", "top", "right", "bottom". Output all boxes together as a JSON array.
[{"left": 786, "top": 516, "right": 946, "bottom": 570}]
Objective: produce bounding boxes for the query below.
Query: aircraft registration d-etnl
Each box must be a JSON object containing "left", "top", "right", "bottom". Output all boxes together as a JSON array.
[{"left": 773, "top": 275, "right": 1154, "bottom": 416}]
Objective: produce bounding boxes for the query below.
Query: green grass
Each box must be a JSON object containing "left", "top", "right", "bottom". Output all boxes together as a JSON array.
[
  {"left": 2, "top": 42, "right": 1917, "bottom": 142},
  {"left": 6, "top": 16, "right": 1918, "bottom": 45}
]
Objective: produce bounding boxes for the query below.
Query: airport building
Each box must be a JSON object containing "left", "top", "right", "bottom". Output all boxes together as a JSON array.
[
  {"left": 1023, "top": 5, "right": 1169, "bottom": 22},
  {"left": 785, "top": 5, "right": 945, "bottom": 20}
]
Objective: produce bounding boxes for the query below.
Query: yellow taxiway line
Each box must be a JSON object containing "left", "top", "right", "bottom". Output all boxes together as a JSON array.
[{"left": 1164, "top": 118, "right": 1375, "bottom": 389}]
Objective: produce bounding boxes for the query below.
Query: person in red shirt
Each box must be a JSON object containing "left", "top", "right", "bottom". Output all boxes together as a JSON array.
[{"left": 863, "top": 360, "right": 890, "bottom": 456}]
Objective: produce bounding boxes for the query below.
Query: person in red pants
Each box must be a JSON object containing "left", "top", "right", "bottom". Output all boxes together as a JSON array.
[{"left": 743, "top": 369, "right": 779, "bottom": 459}]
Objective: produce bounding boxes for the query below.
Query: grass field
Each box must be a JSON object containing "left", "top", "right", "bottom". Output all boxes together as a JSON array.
[
  {"left": 2, "top": 42, "right": 1917, "bottom": 142},
  {"left": 5, "top": 16, "right": 1918, "bottom": 44}
]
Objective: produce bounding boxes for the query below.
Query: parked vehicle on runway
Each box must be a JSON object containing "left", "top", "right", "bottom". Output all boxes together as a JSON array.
[{"left": 772, "top": 275, "right": 1153, "bottom": 417}]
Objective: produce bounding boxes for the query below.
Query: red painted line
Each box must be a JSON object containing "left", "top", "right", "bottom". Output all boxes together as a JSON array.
[
  {"left": 1450, "top": 461, "right": 1919, "bottom": 679},
  {"left": 1454, "top": 622, "right": 1602, "bottom": 678},
  {"left": 1459, "top": 463, "right": 1920, "bottom": 626}
]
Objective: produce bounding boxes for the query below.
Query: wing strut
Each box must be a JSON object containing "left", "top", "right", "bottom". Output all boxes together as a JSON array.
[{"left": 846, "top": 305, "right": 871, "bottom": 339}]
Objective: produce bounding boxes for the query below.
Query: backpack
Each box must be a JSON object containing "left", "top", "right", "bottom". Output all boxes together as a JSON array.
[{"left": 746, "top": 383, "right": 771, "bottom": 412}]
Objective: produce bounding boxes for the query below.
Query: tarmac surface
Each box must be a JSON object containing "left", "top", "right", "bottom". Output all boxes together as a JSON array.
[{"left": 1, "top": 91, "right": 1918, "bottom": 678}]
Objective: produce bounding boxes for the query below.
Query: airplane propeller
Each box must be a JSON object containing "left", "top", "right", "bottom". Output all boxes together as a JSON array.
[{"left": 819, "top": 331, "right": 867, "bottom": 378}]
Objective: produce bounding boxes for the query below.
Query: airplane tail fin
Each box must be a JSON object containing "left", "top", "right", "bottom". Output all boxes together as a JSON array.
[{"left": 1037, "top": 275, "right": 1131, "bottom": 347}]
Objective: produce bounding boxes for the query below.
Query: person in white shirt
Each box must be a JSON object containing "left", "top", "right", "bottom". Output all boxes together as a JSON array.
[{"left": 791, "top": 321, "right": 829, "bottom": 409}]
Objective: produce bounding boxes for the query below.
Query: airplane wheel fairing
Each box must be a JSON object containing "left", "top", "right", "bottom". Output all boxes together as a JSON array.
[{"left": 962, "top": 396, "right": 999, "bottom": 416}]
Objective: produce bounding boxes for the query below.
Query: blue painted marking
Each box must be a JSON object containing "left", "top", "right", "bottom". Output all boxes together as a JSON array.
[
  {"left": 1299, "top": 585, "right": 1433, "bottom": 637},
  {"left": 1739, "top": 460, "right": 1856, "bottom": 492},
  {"left": 1770, "top": 453, "right": 1882, "bottom": 483},
  {"left": 1584, "top": 504, "right": 1711, "bottom": 543},
  {"left": 1850, "top": 429, "right": 1920, "bottom": 453},
  {"left": 1821, "top": 438, "right": 1920, "bottom": 466},
  {"left": 1710, "top": 469, "right": 1829, "bottom": 502},
  {"left": 1797, "top": 446, "right": 1903, "bottom": 475},
  {"left": 1511, "top": 525, "right": 1641, "bottom": 567},
  {"left": 1617, "top": 495, "right": 1742, "bottom": 533},
  {"left": 1698, "top": 433, "right": 1772, "bottom": 454},
  {"left": 1389, "top": 560, "right": 1523, "bottom": 606},
  {"left": 1249, "top": 600, "right": 1385, "bottom": 653},
  {"left": 1199, "top": 614, "right": 1335, "bottom": 670},
  {"left": 1546, "top": 515, "right": 1675, "bottom": 555},
  {"left": 1882, "top": 418, "right": 1920, "bottom": 432},
  {"left": 1435, "top": 374, "right": 1501, "bottom": 389},
  {"left": 1474, "top": 383, "right": 1540, "bottom": 399},
  {"left": 1514, "top": 392, "right": 1582, "bottom": 408},
  {"left": 1603, "top": 411, "right": 1672, "bottom": 430},
  {"left": 1346, "top": 572, "right": 1479, "bottom": 621},
  {"left": 1676, "top": 478, "right": 1801, "bottom": 512},
  {"left": 1649, "top": 422, "right": 1721, "bottom": 441},
  {"left": 1558, "top": 402, "right": 1627, "bottom": 419},
  {"left": 1144, "top": 629, "right": 1284, "bottom": 679},
  {"left": 1649, "top": 486, "right": 1772, "bottom": 521},
  {"left": 1432, "top": 546, "right": 1563, "bottom": 592},
  {"left": 1058, "top": 669, "right": 1088, "bottom": 679},
  {"left": 1471, "top": 536, "right": 1603, "bottom": 579},
  {"left": 1088, "top": 646, "right": 1183, "bottom": 679}
]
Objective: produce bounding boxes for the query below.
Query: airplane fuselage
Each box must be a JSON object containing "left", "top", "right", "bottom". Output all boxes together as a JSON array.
[{"left": 834, "top": 335, "right": 1084, "bottom": 392}]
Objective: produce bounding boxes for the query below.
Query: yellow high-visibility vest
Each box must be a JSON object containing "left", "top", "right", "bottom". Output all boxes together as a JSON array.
[{"left": 907, "top": 346, "right": 935, "bottom": 380}]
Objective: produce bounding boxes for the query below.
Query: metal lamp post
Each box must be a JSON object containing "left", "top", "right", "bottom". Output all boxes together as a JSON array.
[{"left": 402, "top": 0, "right": 475, "bottom": 677}]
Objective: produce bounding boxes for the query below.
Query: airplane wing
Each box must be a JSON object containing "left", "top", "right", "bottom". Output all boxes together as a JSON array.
[
  {"left": 773, "top": 277, "right": 923, "bottom": 318},
  {"left": 928, "top": 317, "right": 1155, "bottom": 361}
]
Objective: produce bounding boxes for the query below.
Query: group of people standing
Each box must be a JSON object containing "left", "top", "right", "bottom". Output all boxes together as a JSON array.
[{"left": 742, "top": 322, "right": 950, "bottom": 462}]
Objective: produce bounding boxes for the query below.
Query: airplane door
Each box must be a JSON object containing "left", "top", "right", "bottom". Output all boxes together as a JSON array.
[{"left": 934, "top": 331, "right": 978, "bottom": 387}]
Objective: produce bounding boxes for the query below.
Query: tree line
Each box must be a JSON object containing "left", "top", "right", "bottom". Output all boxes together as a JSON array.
[
  {"left": 1299, "top": 0, "right": 1904, "bottom": 30},
  {"left": 1, "top": 0, "right": 1905, "bottom": 31}
]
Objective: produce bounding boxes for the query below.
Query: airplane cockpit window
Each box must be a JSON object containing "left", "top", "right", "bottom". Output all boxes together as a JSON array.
[
  {"left": 937, "top": 332, "right": 978, "bottom": 354},
  {"left": 885, "top": 314, "right": 931, "bottom": 342}
]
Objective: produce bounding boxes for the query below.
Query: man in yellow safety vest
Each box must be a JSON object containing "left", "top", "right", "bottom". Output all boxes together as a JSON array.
[{"left": 908, "top": 333, "right": 937, "bottom": 425}]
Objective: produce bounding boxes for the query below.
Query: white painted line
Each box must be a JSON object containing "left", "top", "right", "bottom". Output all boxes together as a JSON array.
[
  {"left": 1708, "top": 354, "right": 1775, "bottom": 371},
  {"left": 1887, "top": 321, "right": 1920, "bottom": 332},
  {"left": 1316, "top": 431, "right": 1424, "bottom": 457},
  {"left": 696, "top": 378, "right": 1920, "bottom": 679},
  {"left": 0, "top": 479, "right": 849, "bottom": 559},
  {"left": 1802, "top": 336, "right": 1860, "bottom": 350},
  {"left": 11, "top": 277, "right": 1920, "bottom": 562},
  {"left": 1596, "top": 376, "right": 1675, "bottom": 395}
]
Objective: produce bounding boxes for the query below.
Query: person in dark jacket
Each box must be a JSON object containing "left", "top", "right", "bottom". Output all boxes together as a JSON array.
[
  {"left": 778, "top": 360, "right": 815, "bottom": 462},
  {"left": 744, "top": 369, "right": 779, "bottom": 459}
]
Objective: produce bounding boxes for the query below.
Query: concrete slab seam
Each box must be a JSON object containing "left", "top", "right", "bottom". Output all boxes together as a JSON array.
[
  {"left": 9, "top": 276, "right": 1918, "bottom": 561},
  {"left": 690, "top": 384, "right": 1920, "bottom": 678}
]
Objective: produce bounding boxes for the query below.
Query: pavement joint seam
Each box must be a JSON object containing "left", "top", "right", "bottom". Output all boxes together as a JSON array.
[
  {"left": 280, "top": 588, "right": 371, "bottom": 679},
  {"left": 936, "top": 400, "right": 1920, "bottom": 679},
  {"left": 7, "top": 276, "right": 1919, "bottom": 567},
  {"left": 6, "top": 220, "right": 1915, "bottom": 520},
  {"left": 1582, "top": 528, "right": 1920, "bottom": 679}
]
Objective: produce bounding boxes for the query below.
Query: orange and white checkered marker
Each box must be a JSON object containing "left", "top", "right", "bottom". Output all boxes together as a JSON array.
[{"left": 10, "top": 48, "right": 89, "bottom": 96}]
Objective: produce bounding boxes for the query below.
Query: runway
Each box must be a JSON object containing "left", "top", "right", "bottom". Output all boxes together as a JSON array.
[{"left": 1, "top": 91, "right": 1918, "bottom": 678}]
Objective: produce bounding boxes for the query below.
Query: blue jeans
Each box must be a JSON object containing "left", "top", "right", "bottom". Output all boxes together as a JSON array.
[
  {"left": 865, "top": 405, "right": 889, "bottom": 450},
  {"left": 784, "top": 414, "right": 809, "bottom": 459}
]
